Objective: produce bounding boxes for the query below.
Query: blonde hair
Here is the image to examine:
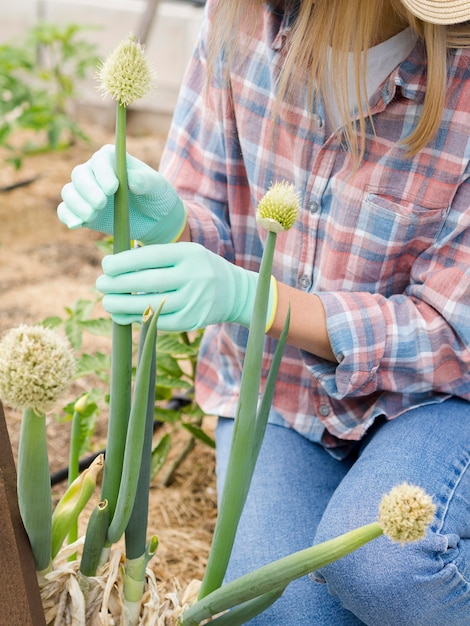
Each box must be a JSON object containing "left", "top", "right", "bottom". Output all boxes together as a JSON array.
[{"left": 208, "top": 0, "right": 470, "bottom": 162}]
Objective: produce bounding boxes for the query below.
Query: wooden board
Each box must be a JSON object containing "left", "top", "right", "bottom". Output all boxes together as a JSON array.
[{"left": 0, "top": 402, "right": 46, "bottom": 626}]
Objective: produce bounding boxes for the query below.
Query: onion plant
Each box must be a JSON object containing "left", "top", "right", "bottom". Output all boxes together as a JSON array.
[
  {"left": 183, "top": 483, "right": 436, "bottom": 624},
  {"left": 0, "top": 39, "right": 158, "bottom": 623},
  {"left": 79, "top": 499, "right": 110, "bottom": 578},
  {"left": 79, "top": 302, "right": 161, "bottom": 624},
  {"left": 106, "top": 306, "right": 160, "bottom": 544},
  {"left": 96, "top": 34, "right": 153, "bottom": 529},
  {"left": 189, "top": 183, "right": 438, "bottom": 623},
  {"left": 0, "top": 325, "right": 75, "bottom": 580},
  {"left": 67, "top": 393, "right": 89, "bottom": 557},
  {"left": 92, "top": 35, "right": 154, "bottom": 567},
  {"left": 198, "top": 182, "right": 300, "bottom": 599},
  {"left": 86, "top": 35, "right": 160, "bottom": 624},
  {"left": 51, "top": 453, "right": 104, "bottom": 559},
  {"left": 123, "top": 308, "right": 159, "bottom": 623}
]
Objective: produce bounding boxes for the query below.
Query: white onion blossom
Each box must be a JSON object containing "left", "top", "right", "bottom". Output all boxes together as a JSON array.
[
  {"left": 256, "top": 181, "right": 300, "bottom": 233},
  {"left": 378, "top": 482, "right": 436, "bottom": 545},
  {"left": 96, "top": 34, "right": 154, "bottom": 107},
  {"left": 0, "top": 325, "right": 75, "bottom": 414}
]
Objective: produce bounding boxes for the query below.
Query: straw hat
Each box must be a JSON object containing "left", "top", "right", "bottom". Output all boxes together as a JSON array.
[{"left": 400, "top": 0, "right": 470, "bottom": 24}]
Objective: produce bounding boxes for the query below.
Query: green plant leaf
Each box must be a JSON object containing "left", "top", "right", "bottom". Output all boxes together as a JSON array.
[
  {"left": 41, "top": 315, "right": 63, "bottom": 329},
  {"left": 153, "top": 407, "right": 183, "bottom": 424},
  {"left": 77, "top": 403, "right": 99, "bottom": 457},
  {"left": 0, "top": 21, "right": 97, "bottom": 169},
  {"left": 181, "top": 423, "right": 215, "bottom": 449},
  {"left": 154, "top": 386, "right": 173, "bottom": 402},
  {"left": 156, "top": 353, "right": 184, "bottom": 379},
  {"left": 65, "top": 317, "right": 83, "bottom": 350},
  {"left": 72, "top": 297, "right": 98, "bottom": 319},
  {"left": 179, "top": 403, "right": 205, "bottom": 420},
  {"left": 156, "top": 375, "right": 193, "bottom": 391},
  {"left": 75, "top": 352, "right": 111, "bottom": 380},
  {"left": 156, "top": 333, "right": 200, "bottom": 357},
  {"left": 95, "top": 237, "right": 114, "bottom": 254},
  {"left": 80, "top": 318, "right": 113, "bottom": 336},
  {"left": 150, "top": 433, "right": 172, "bottom": 480}
]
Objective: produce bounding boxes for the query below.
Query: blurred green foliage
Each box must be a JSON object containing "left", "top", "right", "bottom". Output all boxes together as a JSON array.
[{"left": 0, "top": 22, "right": 99, "bottom": 168}]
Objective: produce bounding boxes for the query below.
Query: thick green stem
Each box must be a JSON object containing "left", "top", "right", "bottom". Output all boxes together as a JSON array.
[
  {"left": 199, "top": 231, "right": 277, "bottom": 599},
  {"left": 68, "top": 408, "right": 81, "bottom": 486},
  {"left": 113, "top": 102, "right": 131, "bottom": 252},
  {"left": 252, "top": 307, "right": 290, "bottom": 463},
  {"left": 17, "top": 408, "right": 52, "bottom": 572},
  {"left": 107, "top": 307, "right": 160, "bottom": 544},
  {"left": 51, "top": 454, "right": 103, "bottom": 559},
  {"left": 67, "top": 404, "right": 82, "bottom": 554},
  {"left": 80, "top": 500, "right": 110, "bottom": 577},
  {"left": 125, "top": 315, "right": 157, "bottom": 559},
  {"left": 100, "top": 102, "right": 133, "bottom": 523},
  {"left": 123, "top": 536, "right": 158, "bottom": 626},
  {"left": 183, "top": 523, "right": 384, "bottom": 625},
  {"left": 206, "top": 588, "right": 285, "bottom": 626}
]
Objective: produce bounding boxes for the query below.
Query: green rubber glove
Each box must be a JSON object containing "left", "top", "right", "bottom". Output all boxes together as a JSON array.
[
  {"left": 96, "top": 242, "right": 278, "bottom": 331},
  {"left": 57, "top": 144, "right": 187, "bottom": 244}
]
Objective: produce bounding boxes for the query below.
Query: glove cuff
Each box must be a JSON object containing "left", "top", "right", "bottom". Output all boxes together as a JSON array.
[
  {"left": 265, "top": 275, "right": 278, "bottom": 333},
  {"left": 139, "top": 197, "right": 187, "bottom": 245},
  {"left": 236, "top": 272, "right": 278, "bottom": 331}
]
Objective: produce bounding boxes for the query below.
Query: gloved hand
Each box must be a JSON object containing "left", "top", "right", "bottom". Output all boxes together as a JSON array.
[
  {"left": 95, "top": 242, "right": 278, "bottom": 331},
  {"left": 57, "top": 144, "right": 187, "bottom": 244}
]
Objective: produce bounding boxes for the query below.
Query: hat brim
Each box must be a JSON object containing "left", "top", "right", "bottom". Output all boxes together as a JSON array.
[{"left": 400, "top": 0, "right": 470, "bottom": 24}]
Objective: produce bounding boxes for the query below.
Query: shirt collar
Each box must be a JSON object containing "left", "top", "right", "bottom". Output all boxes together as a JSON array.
[
  {"left": 366, "top": 38, "right": 428, "bottom": 111},
  {"left": 270, "top": 5, "right": 431, "bottom": 108}
]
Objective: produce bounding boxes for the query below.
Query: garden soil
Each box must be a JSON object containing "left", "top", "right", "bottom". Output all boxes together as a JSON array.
[{"left": 0, "top": 122, "right": 217, "bottom": 597}]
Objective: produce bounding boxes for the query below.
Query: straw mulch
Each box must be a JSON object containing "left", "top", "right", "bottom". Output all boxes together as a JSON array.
[{"left": 40, "top": 539, "right": 202, "bottom": 625}]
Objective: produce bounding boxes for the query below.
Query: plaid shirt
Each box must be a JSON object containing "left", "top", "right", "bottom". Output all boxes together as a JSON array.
[{"left": 159, "top": 1, "right": 470, "bottom": 452}]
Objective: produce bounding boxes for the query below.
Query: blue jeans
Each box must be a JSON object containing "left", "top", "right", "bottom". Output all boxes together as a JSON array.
[{"left": 215, "top": 398, "right": 470, "bottom": 625}]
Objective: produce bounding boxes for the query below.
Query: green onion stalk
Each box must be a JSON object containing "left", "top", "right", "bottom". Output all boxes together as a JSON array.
[
  {"left": 79, "top": 500, "right": 110, "bottom": 578},
  {"left": 98, "top": 97, "right": 133, "bottom": 548},
  {"left": 94, "top": 34, "right": 154, "bottom": 566},
  {"left": 67, "top": 393, "right": 90, "bottom": 558},
  {"left": 79, "top": 307, "right": 161, "bottom": 602},
  {"left": 0, "top": 325, "right": 76, "bottom": 584},
  {"left": 18, "top": 408, "right": 53, "bottom": 578},
  {"left": 198, "top": 182, "right": 300, "bottom": 599},
  {"left": 106, "top": 306, "right": 161, "bottom": 544},
  {"left": 51, "top": 453, "right": 104, "bottom": 560},
  {"left": 123, "top": 308, "right": 159, "bottom": 625},
  {"left": 183, "top": 483, "right": 436, "bottom": 625},
  {"left": 68, "top": 394, "right": 89, "bottom": 488},
  {"left": 106, "top": 304, "right": 162, "bottom": 625}
]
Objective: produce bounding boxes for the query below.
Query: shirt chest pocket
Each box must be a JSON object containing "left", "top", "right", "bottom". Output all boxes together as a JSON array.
[{"left": 343, "top": 191, "right": 448, "bottom": 295}]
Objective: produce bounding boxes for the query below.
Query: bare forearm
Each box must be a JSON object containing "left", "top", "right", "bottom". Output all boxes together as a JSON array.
[
  {"left": 269, "top": 282, "right": 337, "bottom": 362},
  {"left": 180, "top": 219, "right": 335, "bottom": 360},
  {"left": 177, "top": 220, "right": 192, "bottom": 242}
]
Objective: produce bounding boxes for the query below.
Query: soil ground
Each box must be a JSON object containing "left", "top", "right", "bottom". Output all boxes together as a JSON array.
[{"left": 0, "top": 122, "right": 217, "bottom": 593}]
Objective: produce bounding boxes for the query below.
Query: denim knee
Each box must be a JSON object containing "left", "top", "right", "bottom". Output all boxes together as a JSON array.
[
  {"left": 311, "top": 400, "right": 470, "bottom": 625},
  {"left": 313, "top": 527, "right": 470, "bottom": 625}
]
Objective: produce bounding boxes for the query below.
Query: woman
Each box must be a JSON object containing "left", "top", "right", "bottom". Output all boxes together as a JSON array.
[{"left": 58, "top": 1, "right": 470, "bottom": 623}]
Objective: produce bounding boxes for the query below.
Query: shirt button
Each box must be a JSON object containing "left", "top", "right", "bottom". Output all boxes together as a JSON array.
[
  {"left": 319, "top": 404, "right": 330, "bottom": 417},
  {"left": 299, "top": 274, "right": 311, "bottom": 289},
  {"left": 308, "top": 200, "right": 319, "bottom": 214}
]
